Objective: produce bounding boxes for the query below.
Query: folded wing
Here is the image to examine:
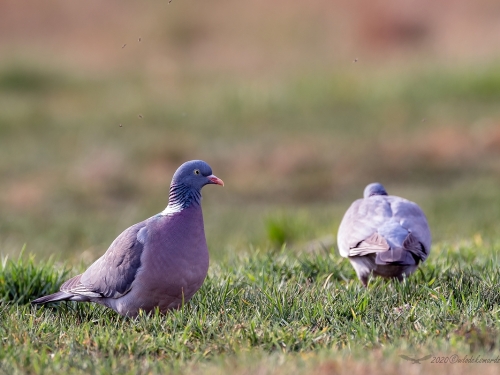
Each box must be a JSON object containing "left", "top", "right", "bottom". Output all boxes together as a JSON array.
[{"left": 64, "top": 222, "right": 148, "bottom": 299}]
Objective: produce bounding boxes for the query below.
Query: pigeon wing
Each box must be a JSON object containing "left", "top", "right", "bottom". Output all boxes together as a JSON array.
[
  {"left": 375, "top": 198, "right": 431, "bottom": 266},
  {"left": 349, "top": 232, "right": 390, "bottom": 256},
  {"left": 337, "top": 198, "right": 392, "bottom": 258},
  {"left": 393, "top": 199, "right": 432, "bottom": 260},
  {"left": 63, "top": 221, "right": 148, "bottom": 299}
]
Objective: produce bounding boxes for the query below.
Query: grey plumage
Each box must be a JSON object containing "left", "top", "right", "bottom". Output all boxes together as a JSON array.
[
  {"left": 32, "top": 160, "right": 224, "bottom": 316},
  {"left": 363, "top": 182, "right": 388, "bottom": 198},
  {"left": 337, "top": 182, "right": 431, "bottom": 286}
]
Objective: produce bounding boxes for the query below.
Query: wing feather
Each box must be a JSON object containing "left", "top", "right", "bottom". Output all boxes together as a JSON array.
[
  {"left": 348, "top": 232, "right": 390, "bottom": 256},
  {"left": 62, "top": 221, "right": 149, "bottom": 299}
]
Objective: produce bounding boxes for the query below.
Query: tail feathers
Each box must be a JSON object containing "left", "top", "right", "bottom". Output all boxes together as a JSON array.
[
  {"left": 31, "top": 291, "right": 75, "bottom": 305},
  {"left": 375, "top": 233, "right": 426, "bottom": 266},
  {"left": 32, "top": 273, "right": 98, "bottom": 305},
  {"left": 375, "top": 247, "right": 416, "bottom": 265}
]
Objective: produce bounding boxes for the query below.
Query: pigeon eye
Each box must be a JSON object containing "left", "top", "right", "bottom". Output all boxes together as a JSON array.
[{"left": 194, "top": 169, "right": 200, "bottom": 175}]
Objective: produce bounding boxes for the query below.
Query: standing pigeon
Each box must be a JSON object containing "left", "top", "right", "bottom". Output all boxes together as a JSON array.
[
  {"left": 337, "top": 183, "right": 431, "bottom": 286},
  {"left": 32, "top": 160, "right": 224, "bottom": 316}
]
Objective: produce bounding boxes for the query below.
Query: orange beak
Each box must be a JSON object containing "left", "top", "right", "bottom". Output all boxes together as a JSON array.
[{"left": 208, "top": 175, "right": 224, "bottom": 186}]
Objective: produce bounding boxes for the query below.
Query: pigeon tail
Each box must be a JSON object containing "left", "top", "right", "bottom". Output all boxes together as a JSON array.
[
  {"left": 31, "top": 291, "right": 76, "bottom": 305},
  {"left": 375, "top": 247, "right": 416, "bottom": 265},
  {"left": 375, "top": 232, "right": 426, "bottom": 266}
]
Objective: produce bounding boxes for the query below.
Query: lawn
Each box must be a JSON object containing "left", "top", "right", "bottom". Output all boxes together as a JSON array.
[{"left": 1, "top": 239, "right": 499, "bottom": 374}]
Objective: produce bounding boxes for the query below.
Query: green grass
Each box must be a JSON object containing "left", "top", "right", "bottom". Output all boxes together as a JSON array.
[
  {"left": 0, "top": 247, "right": 70, "bottom": 305},
  {"left": 1, "top": 239, "right": 499, "bottom": 374}
]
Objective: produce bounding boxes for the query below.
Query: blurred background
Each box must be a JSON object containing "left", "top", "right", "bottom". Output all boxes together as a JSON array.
[{"left": 1, "top": 0, "right": 500, "bottom": 262}]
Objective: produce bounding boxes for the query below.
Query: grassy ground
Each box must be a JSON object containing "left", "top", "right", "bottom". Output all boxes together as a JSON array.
[{"left": 1, "top": 239, "right": 500, "bottom": 374}]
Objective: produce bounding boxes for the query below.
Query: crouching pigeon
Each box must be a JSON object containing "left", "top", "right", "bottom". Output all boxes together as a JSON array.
[
  {"left": 32, "top": 160, "right": 224, "bottom": 316},
  {"left": 337, "top": 183, "right": 431, "bottom": 286}
]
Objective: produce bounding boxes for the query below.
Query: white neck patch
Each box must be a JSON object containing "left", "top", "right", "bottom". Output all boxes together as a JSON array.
[{"left": 160, "top": 203, "right": 183, "bottom": 216}]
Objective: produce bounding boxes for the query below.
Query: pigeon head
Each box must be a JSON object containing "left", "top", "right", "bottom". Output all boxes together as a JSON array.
[
  {"left": 165, "top": 160, "right": 224, "bottom": 213},
  {"left": 363, "top": 182, "right": 388, "bottom": 198},
  {"left": 171, "top": 160, "right": 224, "bottom": 189}
]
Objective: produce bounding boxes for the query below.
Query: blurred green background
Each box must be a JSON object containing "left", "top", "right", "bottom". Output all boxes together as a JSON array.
[{"left": 1, "top": 0, "right": 500, "bottom": 263}]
